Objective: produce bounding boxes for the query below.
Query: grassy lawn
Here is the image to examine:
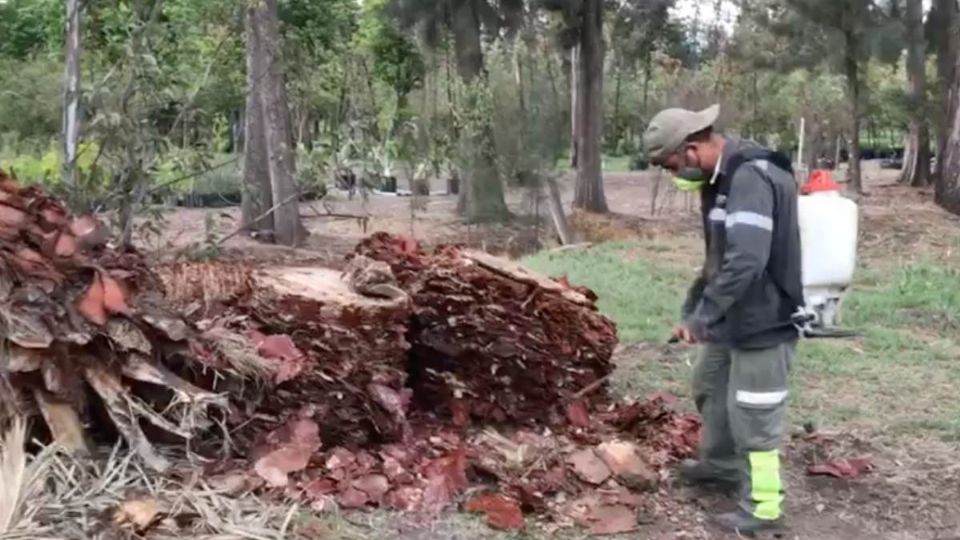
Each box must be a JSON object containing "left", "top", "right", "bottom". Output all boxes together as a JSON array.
[{"left": 523, "top": 240, "right": 960, "bottom": 443}]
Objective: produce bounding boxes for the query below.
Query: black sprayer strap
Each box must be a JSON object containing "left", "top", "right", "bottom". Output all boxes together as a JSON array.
[{"left": 717, "top": 147, "right": 794, "bottom": 197}]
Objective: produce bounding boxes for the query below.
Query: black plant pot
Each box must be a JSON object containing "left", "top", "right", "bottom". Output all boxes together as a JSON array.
[{"left": 382, "top": 176, "right": 398, "bottom": 193}]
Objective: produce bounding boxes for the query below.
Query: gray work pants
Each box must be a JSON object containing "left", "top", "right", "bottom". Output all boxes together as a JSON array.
[{"left": 691, "top": 341, "right": 795, "bottom": 520}]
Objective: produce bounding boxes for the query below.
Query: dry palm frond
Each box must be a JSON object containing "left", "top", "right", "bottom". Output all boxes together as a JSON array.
[
  {"left": 0, "top": 417, "right": 54, "bottom": 537},
  {"left": 0, "top": 417, "right": 27, "bottom": 533},
  {"left": 200, "top": 325, "right": 272, "bottom": 383},
  {"left": 2, "top": 443, "right": 313, "bottom": 540}
]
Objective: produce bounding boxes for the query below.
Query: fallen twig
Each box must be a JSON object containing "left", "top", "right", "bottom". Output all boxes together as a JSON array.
[
  {"left": 214, "top": 192, "right": 301, "bottom": 247},
  {"left": 299, "top": 212, "right": 369, "bottom": 221},
  {"left": 573, "top": 374, "right": 613, "bottom": 400},
  {"left": 302, "top": 201, "right": 370, "bottom": 232},
  {"left": 548, "top": 242, "right": 593, "bottom": 253}
]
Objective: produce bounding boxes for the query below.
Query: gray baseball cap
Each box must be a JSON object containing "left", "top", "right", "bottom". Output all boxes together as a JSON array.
[{"left": 643, "top": 104, "right": 720, "bottom": 164}]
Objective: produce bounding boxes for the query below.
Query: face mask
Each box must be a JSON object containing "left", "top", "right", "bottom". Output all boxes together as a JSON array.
[
  {"left": 672, "top": 175, "right": 706, "bottom": 191},
  {"left": 671, "top": 150, "right": 707, "bottom": 191}
]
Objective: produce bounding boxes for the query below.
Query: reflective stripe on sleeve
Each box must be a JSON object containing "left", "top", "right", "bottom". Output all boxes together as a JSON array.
[{"left": 725, "top": 211, "right": 773, "bottom": 231}]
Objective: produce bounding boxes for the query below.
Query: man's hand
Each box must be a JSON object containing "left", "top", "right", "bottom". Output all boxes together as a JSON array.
[{"left": 671, "top": 323, "right": 698, "bottom": 344}]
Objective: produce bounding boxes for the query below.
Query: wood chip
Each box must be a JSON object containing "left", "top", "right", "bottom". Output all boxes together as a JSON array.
[{"left": 567, "top": 448, "right": 612, "bottom": 485}]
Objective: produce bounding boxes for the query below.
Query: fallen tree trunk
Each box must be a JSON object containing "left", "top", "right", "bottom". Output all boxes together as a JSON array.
[
  {"left": 0, "top": 169, "right": 619, "bottom": 490},
  {"left": 354, "top": 233, "right": 618, "bottom": 426}
]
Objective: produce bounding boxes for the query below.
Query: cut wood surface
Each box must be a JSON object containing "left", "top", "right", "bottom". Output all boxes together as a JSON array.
[{"left": 462, "top": 249, "right": 591, "bottom": 305}]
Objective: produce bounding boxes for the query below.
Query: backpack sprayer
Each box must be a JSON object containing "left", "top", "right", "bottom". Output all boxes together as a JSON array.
[
  {"left": 793, "top": 170, "right": 861, "bottom": 339},
  {"left": 668, "top": 169, "right": 861, "bottom": 343}
]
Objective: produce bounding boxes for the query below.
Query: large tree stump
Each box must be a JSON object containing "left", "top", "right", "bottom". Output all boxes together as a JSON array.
[
  {"left": 156, "top": 262, "right": 413, "bottom": 447},
  {"left": 355, "top": 233, "right": 618, "bottom": 427}
]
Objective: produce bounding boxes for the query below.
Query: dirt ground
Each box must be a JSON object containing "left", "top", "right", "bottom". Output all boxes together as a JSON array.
[{"left": 142, "top": 163, "right": 960, "bottom": 540}]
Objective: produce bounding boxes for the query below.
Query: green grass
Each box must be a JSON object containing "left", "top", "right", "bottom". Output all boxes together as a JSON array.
[
  {"left": 602, "top": 155, "right": 633, "bottom": 173},
  {"left": 524, "top": 242, "right": 960, "bottom": 442}
]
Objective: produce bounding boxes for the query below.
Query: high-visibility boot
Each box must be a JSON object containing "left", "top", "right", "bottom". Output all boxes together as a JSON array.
[
  {"left": 713, "top": 449, "right": 784, "bottom": 536},
  {"left": 722, "top": 343, "right": 793, "bottom": 535},
  {"left": 677, "top": 459, "right": 740, "bottom": 492},
  {"left": 712, "top": 508, "right": 783, "bottom": 537}
]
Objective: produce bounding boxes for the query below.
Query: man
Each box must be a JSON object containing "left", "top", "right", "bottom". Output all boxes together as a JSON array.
[{"left": 642, "top": 104, "right": 804, "bottom": 535}]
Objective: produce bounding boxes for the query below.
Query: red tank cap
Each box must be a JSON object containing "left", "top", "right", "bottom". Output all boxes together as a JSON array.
[{"left": 802, "top": 169, "right": 840, "bottom": 194}]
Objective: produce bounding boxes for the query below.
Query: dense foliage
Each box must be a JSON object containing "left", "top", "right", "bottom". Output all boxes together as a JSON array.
[{"left": 0, "top": 0, "right": 948, "bottom": 212}]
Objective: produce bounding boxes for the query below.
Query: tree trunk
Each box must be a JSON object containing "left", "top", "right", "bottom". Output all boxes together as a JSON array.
[
  {"left": 255, "top": 0, "right": 303, "bottom": 246},
  {"left": 241, "top": 4, "right": 274, "bottom": 235},
  {"left": 451, "top": 2, "right": 484, "bottom": 80},
  {"left": 546, "top": 49, "right": 560, "bottom": 116},
  {"left": 514, "top": 44, "right": 526, "bottom": 119},
  {"left": 460, "top": 119, "right": 510, "bottom": 223},
  {"left": 835, "top": 133, "right": 844, "bottom": 170},
  {"left": 297, "top": 111, "right": 312, "bottom": 149},
  {"left": 843, "top": 31, "right": 863, "bottom": 194},
  {"left": 573, "top": 0, "right": 609, "bottom": 213},
  {"left": 62, "top": 0, "right": 81, "bottom": 193},
  {"left": 612, "top": 58, "right": 623, "bottom": 150},
  {"left": 899, "top": 0, "right": 931, "bottom": 187},
  {"left": 751, "top": 70, "right": 759, "bottom": 140},
  {"left": 805, "top": 126, "right": 821, "bottom": 172},
  {"left": 935, "top": 19, "right": 960, "bottom": 213},
  {"left": 452, "top": 1, "right": 509, "bottom": 222},
  {"left": 570, "top": 46, "right": 579, "bottom": 168},
  {"left": 642, "top": 52, "right": 652, "bottom": 121},
  {"left": 232, "top": 109, "right": 244, "bottom": 153},
  {"left": 934, "top": 0, "right": 959, "bottom": 183}
]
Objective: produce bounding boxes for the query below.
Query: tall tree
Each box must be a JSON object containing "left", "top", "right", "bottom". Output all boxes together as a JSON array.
[
  {"left": 451, "top": 1, "right": 511, "bottom": 221},
  {"left": 572, "top": 0, "right": 607, "bottom": 212},
  {"left": 62, "top": 0, "right": 81, "bottom": 189},
  {"left": 241, "top": 1, "right": 273, "bottom": 235},
  {"left": 250, "top": 0, "right": 304, "bottom": 246},
  {"left": 609, "top": 0, "right": 684, "bottom": 140},
  {"left": 899, "top": 0, "right": 929, "bottom": 187},
  {"left": 280, "top": 0, "right": 358, "bottom": 147},
  {"left": 935, "top": 10, "right": 960, "bottom": 213},
  {"left": 768, "top": 0, "right": 900, "bottom": 193},
  {"left": 931, "top": 0, "right": 959, "bottom": 183},
  {"left": 570, "top": 45, "right": 578, "bottom": 167},
  {"left": 357, "top": 0, "right": 425, "bottom": 111},
  {"left": 792, "top": 0, "right": 871, "bottom": 193},
  {"left": 541, "top": 0, "right": 610, "bottom": 212},
  {"left": 388, "top": 0, "right": 517, "bottom": 222}
]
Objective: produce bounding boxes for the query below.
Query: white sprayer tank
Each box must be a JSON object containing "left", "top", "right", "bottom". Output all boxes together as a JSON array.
[{"left": 797, "top": 172, "right": 858, "bottom": 327}]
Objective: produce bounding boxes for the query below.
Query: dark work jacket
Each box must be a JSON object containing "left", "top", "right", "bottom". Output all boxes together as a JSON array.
[{"left": 681, "top": 137, "right": 804, "bottom": 349}]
